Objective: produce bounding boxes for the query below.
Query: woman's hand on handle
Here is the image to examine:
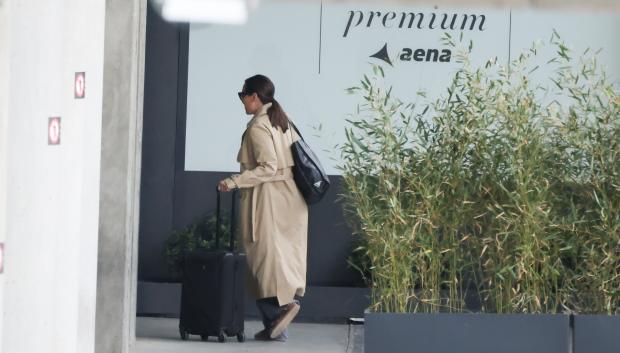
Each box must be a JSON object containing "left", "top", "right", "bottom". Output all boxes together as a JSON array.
[{"left": 218, "top": 180, "right": 230, "bottom": 192}]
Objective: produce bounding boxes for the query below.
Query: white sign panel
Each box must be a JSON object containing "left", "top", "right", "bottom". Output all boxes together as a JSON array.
[{"left": 185, "top": 2, "right": 620, "bottom": 174}]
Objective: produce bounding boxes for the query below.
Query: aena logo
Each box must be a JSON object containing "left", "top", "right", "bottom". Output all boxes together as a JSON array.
[{"left": 370, "top": 43, "right": 452, "bottom": 65}]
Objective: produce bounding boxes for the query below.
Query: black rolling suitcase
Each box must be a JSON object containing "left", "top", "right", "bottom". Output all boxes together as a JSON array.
[{"left": 179, "top": 188, "right": 246, "bottom": 343}]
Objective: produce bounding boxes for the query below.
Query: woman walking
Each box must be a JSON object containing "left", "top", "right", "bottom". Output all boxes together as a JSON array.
[{"left": 218, "top": 75, "right": 308, "bottom": 342}]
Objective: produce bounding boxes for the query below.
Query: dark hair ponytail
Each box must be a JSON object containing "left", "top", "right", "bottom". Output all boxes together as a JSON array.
[
  {"left": 266, "top": 98, "right": 289, "bottom": 133},
  {"left": 243, "top": 74, "right": 289, "bottom": 133}
]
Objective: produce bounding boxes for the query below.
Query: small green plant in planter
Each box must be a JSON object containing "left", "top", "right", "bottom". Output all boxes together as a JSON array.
[
  {"left": 340, "top": 30, "right": 619, "bottom": 318},
  {"left": 164, "top": 212, "right": 232, "bottom": 278}
]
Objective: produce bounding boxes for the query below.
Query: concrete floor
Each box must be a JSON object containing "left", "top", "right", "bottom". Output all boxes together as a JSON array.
[{"left": 135, "top": 317, "right": 364, "bottom": 353}]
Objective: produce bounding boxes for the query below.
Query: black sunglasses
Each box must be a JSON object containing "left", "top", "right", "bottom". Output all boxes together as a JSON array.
[{"left": 238, "top": 91, "right": 251, "bottom": 101}]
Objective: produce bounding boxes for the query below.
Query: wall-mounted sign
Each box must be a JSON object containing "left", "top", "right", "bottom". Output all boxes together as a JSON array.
[
  {"left": 74, "top": 72, "right": 85, "bottom": 99},
  {"left": 48, "top": 117, "right": 61, "bottom": 145}
]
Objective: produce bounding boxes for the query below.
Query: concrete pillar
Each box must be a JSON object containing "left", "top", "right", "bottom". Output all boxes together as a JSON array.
[{"left": 95, "top": 0, "right": 146, "bottom": 352}]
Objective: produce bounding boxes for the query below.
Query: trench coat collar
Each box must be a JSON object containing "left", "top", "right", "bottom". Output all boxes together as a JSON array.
[{"left": 247, "top": 102, "right": 272, "bottom": 128}]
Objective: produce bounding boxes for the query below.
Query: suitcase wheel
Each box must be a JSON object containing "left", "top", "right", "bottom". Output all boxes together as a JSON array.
[
  {"left": 237, "top": 332, "right": 245, "bottom": 342},
  {"left": 218, "top": 330, "right": 226, "bottom": 343},
  {"left": 179, "top": 327, "right": 188, "bottom": 341},
  {"left": 200, "top": 335, "right": 209, "bottom": 341}
]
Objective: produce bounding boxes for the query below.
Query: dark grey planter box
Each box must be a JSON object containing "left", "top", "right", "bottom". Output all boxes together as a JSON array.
[
  {"left": 365, "top": 312, "right": 570, "bottom": 353},
  {"left": 574, "top": 315, "right": 620, "bottom": 353}
]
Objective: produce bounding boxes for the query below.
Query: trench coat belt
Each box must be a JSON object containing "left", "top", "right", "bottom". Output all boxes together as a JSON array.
[
  {"left": 269, "top": 167, "right": 294, "bottom": 182},
  {"left": 250, "top": 167, "right": 294, "bottom": 242}
]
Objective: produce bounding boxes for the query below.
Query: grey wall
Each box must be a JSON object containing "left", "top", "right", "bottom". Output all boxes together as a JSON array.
[
  {"left": 3, "top": 1, "right": 106, "bottom": 352},
  {"left": 0, "top": 1, "right": 8, "bottom": 345},
  {"left": 139, "top": 5, "right": 364, "bottom": 291},
  {"left": 139, "top": 3, "right": 184, "bottom": 282}
]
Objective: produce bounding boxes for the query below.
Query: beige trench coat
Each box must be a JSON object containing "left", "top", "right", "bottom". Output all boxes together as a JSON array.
[{"left": 224, "top": 103, "right": 308, "bottom": 306}]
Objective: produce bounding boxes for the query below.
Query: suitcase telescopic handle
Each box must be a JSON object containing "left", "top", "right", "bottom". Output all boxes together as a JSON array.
[{"left": 215, "top": 186, "right": 238, "bottom": 251}]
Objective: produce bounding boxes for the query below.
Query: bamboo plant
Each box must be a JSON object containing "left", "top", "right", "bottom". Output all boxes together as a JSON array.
[{"left": 340, "top": 31, "right": 619, "bottom": 314}]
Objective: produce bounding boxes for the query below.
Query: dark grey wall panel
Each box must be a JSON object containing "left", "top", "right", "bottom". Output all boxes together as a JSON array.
[
  {"left": 174, "top": 24, "right": 189, "bottom": 172},
  {"left": 307, "top": 178, "right": 363, "bottom": 286},
  {"left": 172, "top": 171, "right": 228, "bottom": 230},
  {"left": 139, "top": 4, "right": 181, "bottom": 281}
]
